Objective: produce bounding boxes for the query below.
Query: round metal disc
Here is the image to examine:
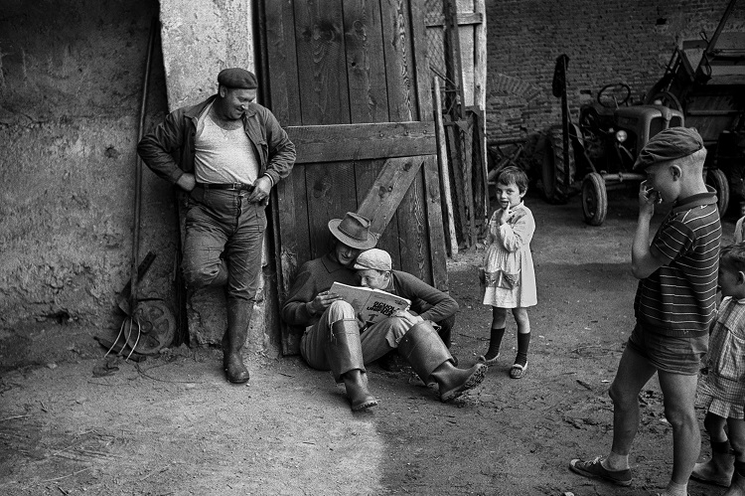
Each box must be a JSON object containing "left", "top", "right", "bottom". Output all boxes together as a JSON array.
[{"left": 130, "top": 299, "right": 177, "bottom": 355}]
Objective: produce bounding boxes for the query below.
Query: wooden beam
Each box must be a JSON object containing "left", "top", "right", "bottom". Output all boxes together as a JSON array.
[
  {"left": 425, "top": 12, "right": 483, "bottom": 27},
  {"left": 286, "top": 121, "right": 436, "bottom": 163},
  {"left": 433, "top": 77, "right": 458, "bottom": 257},
  {"left": 357, "top": 156, "right": 425, "bottom": 236},
  {"left": 474, "top": 0, "right": 488, "bottom": 222}
]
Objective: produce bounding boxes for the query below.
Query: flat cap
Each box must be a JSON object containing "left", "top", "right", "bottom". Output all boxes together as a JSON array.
[
  {"left": 353, "top": 248, "right": 392, "bottom": 271},
  {"left": 633, "top": 126, "right": 704, "bottom": 170},
  {"left": 217, "top": 68, "right": 257, "bottom": 89}
]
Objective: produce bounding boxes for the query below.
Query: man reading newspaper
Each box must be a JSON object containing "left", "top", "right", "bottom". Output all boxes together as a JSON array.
[
  {"left": 328, "top": 280, "right": 411, "bottom": 327},
  {"left": 281, "top": 212, "right": 487, "bottom": 411}
]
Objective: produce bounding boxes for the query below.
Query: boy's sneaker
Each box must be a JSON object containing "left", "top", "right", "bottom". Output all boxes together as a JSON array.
[{"left": 569, "top": 456, "right": 632, "bottom": 486}]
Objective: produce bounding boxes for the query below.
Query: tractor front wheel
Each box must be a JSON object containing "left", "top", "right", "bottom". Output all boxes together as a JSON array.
[
  {"left": 582, "top": 172, "right": 608, "bottom": 226},
  {"left": 542, "top": 125, "right": 576, "bottom": 204},
  {"left": 707, "top": 168, "right": 730, "bottom": 216}
]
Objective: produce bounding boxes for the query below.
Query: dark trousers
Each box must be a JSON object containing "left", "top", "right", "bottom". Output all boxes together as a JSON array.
[{"left": 182, "top": 187, "right": 265, "bottom": 304}]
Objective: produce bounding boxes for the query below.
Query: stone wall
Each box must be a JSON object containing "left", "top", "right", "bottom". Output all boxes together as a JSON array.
[
  {"left": 0, "top": 0, "right": 174, "bottom": 332},
  {"left": 485, "top": 0, "right": 745, "bottom": 143}
]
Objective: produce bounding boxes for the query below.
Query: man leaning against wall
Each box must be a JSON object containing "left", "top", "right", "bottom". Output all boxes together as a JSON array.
[{"left": 137, "top": 68, "right": 296, "bottom": 384}]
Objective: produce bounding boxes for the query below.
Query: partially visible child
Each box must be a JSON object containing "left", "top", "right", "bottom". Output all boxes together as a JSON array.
[
  {"left": 692, "top": 243, "right": 745, "bottom": 495},
  {"left": 478, "top": 166, "right": 537, "bottom": 379},
  {"left": 734, "top": 210, "right": 745, "bottom": 243}
]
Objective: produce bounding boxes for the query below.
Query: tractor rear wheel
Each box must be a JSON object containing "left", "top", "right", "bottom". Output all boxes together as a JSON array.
[
  {"left": 542, "top": 125, "right": 576, "bottom": 204},
  {"left": 707, "top": 168, "right": 730, "bottom": 216},
  {"left": 582, "top": 172, "right": 608, "bottom": 226}
]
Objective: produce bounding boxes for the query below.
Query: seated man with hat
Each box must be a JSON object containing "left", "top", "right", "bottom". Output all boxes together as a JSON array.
[{"left": 281, "top": 212, "right": 487, "bottom": 411}]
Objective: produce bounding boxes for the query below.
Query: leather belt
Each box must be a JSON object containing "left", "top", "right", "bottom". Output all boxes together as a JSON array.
[{"left": 196, "top": 182, "right": 254, "bottom": 191}]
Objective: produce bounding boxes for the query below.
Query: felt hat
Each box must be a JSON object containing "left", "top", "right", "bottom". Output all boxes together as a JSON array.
[
  {"left": 353, "top": 248, "right": 392, "bottom": 271},
  {"left": 328, "top": 212, "right": 377, "bottom": 250},
  {"left": 633, "top": 126, "right": 704, "bottom": 170},
  {"left": 217, "top": 68, "right": 258, "bottom": 89}
]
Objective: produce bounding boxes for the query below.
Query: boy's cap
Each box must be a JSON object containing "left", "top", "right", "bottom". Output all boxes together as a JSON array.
[
  {"left": 217, "top": 68, "right": 258, "bottom": 89},
  {"left": 353, "top": 248, "right": 392, "bottom": 271},
  {"left": 633, "top": 126, "right": 704, "bottom": 171}
]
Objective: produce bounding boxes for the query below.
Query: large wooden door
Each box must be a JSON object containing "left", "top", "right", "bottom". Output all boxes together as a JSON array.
[{"left": 258, "top": 0, "right": 447, "bottom": 354}]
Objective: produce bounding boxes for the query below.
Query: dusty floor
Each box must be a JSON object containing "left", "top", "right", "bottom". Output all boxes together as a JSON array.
[{"left": 0, "top": 190, "right": 738, "bottom": 496}]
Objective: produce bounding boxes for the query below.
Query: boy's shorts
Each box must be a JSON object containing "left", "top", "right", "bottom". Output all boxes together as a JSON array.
[{"left": 626, "top": 323, "right": 707, "bottom": 376}]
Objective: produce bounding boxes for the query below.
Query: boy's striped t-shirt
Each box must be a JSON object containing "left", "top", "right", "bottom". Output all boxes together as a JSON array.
[{"left": 634, "top": 191, "right": 722, "bottom": 337}]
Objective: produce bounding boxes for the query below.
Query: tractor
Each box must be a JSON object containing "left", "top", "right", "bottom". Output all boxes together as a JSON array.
[
  {"left": 542, "top": 54, "right": 685, "bottom": 225},
  {"left": 645, "top": 0, "right": 745, "bottom": 216}
]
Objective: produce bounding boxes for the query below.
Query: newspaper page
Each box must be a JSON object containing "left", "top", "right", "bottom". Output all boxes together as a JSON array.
[{"left": 330, "top": 282, "right": 411, "bottom": 326}]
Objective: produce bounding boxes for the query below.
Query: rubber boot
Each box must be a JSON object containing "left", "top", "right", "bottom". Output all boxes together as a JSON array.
[
  {"left": 326, "top": 319, "right": 378, "bottom": 411},
  {"left": 692, "top": 441, "right": 735, "bottom": 487},
  {"left": 222, "top": 299, "right": 251, "bottom": 384},
  {"left": 724, "top": 472, "right": 745, "bottom": 496},
  {"left": 397, "top": 321, "right": 487, "bottom": 402}
]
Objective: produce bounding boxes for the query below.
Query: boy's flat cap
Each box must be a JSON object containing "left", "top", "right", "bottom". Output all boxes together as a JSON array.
[
  {"left": 633, "top": 126, "right": 704, "bottom": 170},
  {"left": 217, "top": 68, "right": 257, "bottom": 89},
  {"left": 353, "top": 248, "right": 392, "bottom": 271}
]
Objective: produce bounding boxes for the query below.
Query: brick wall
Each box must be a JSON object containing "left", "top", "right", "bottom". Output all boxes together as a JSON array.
[{"left": 485, "top": 0, "right": 745, "bottom": 145}]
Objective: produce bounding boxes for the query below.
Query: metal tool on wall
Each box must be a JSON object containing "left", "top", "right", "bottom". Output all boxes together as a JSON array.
[{"left": 98, "top": 18, "right": 176, "bottom": 360}]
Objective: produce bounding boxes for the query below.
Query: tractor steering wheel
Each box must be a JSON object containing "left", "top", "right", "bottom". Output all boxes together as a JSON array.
[{"left": 597, "top": 83, "right": 631, "bottom": 108}]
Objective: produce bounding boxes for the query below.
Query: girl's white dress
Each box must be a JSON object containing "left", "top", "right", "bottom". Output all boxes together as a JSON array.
[{"left": 482, "top": 201, "right": 537, "bottom": 308}]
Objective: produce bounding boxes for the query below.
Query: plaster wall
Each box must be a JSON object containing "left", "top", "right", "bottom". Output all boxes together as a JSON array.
[{"left": 0, "top": 0, "right": 175, "bottom": 332}]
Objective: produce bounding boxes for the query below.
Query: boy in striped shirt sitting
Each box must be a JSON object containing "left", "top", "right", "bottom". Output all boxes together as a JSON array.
[{"left": 569, "top": 127, "right": 722, "bottom": 496}]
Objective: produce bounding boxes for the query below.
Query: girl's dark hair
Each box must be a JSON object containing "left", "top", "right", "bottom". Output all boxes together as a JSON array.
[
  {"left": 720, "top": 242, "right": 745, "bottom": 272},
  {"left": 496, "top": 166, "right": 529, "bottom": 193}
]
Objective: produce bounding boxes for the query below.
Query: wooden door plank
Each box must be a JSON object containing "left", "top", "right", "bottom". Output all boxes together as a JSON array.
[
  {"left": 422, "top": 154, "right": 448, "bottom": 290},
  {"left": 263, "top": 0, "right": 301, "bottom": 125},
  {"left": 353, "top": 160, "right": 402, "bottom": 268},
  {"left": 396, "top": 168, "right": 432, "bottom": 284},
  {"left": 410, "top": 0, "right": 433, "bottom": 120},
  {"left": 286, "top": 121, "right": 435, "bottom": 163},
  {"left": 343, "top": 0, "right": 389, "bottom": 123},
  {"left": 357, "top": 156, "right": 424, "bottom": 235},
  {"left": 304, "top": 161, "right": 358, "bottom": 259},
  {"left": 293, "top": 0, "right": 351, "bottom": 125},
  {"left": 381, "top": 0, "right": 416, "bottom": 121}
]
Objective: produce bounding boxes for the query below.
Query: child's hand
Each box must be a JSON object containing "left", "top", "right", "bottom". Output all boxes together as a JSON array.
[
  {"left": 499, "top": 206, "right": 513, "bottom": 225},
  {"left": 639, "top": 180, "right": 660, "bottom": 215}
]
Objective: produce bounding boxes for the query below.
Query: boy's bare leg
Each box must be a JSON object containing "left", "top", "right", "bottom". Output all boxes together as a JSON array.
[
  {"left": 658, "top": 370, "right": 700, "bottom": 487},
  {"left": 607, "top": 346, "right": 657, "bottom": 468}
]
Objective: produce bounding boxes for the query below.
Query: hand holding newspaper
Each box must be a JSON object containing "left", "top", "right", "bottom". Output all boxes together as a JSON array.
[{"left": 330, "top": 282, "right": 411, "bottom": 327}]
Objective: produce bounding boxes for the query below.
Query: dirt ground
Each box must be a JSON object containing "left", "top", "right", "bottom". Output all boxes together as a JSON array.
[{"left": 0, "top": 190, "right": 738, "bottom": 496}]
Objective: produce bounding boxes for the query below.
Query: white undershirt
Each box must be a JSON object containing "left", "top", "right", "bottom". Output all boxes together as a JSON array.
[{"left": 194, "top": 105, "right": 259, "bottom": 185}]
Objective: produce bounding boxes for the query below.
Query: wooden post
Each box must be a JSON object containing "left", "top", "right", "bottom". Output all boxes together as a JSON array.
[
  {"left": 433, "top": 77, "right": 458, "bottom": 257},
  {"left": 474, "top": 0, "right": 488, "bottom": 222}
]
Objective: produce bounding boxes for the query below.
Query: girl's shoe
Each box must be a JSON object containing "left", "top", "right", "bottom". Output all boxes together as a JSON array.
[
  {"left": 509, "top": 362, "right": 527, "bottom": 379},
  {"left": 477, "top": 353, "right": 499, "bottom": 365}
]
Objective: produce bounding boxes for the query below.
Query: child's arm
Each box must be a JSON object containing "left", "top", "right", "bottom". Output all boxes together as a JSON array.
[
  {"left": 485, "top": 210, "right": 500, "bottom": 245},
  {"left": 497, "top": 208, "right": 535, "bottom": 252},
  {"left": 631, "top": 181, "right": 667, "bottom": 279}
]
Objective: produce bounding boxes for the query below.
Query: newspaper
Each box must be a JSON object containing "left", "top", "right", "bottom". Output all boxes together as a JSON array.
[{"left": 330, "top": 282, "right": 411, "bottom": 326}]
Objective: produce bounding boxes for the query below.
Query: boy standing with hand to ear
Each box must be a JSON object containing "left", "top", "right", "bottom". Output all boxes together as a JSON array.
[{"left": 569, "top": 127, "right": 721, "bottom": 496}]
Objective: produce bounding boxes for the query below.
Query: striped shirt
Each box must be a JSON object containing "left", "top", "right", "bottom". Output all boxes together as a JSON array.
[{"left": 634, "top": 191, "right": 721, "bottom": 337}]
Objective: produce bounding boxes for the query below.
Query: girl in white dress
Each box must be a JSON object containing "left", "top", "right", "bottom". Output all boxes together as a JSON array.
[{"left": 478, "top": 166, "right": 537, "bottom": 379}]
